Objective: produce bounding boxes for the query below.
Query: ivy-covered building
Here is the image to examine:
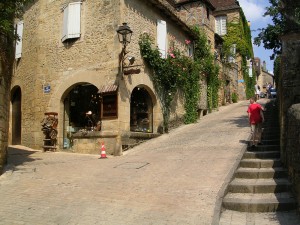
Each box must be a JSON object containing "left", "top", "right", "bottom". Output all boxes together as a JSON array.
[
  {"left": 9, "top": 0, "right": 254, "bottom": 156},
  {"left": 210, "top": 0, "right": 255, "bottom": 101}
]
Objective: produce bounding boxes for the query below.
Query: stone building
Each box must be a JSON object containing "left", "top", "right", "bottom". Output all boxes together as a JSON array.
[
  {"left": 255, "top": 57, "right": 274, "bottom": 94},
  {"left": 209, "top": 0, "right": 244, "bottom": 102},
  {"left": 9, "top": 0, "right": 215, "bottom": 155},
  {"left": 278, "top": 0, "right": 300, "bottom": 209}
]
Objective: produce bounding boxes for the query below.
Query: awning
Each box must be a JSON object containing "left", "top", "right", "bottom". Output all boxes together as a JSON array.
[{"left": 98, "top": 84, "right": 118, "bottom": 94}]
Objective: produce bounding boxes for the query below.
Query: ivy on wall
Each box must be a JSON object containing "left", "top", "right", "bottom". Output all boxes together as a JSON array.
[
  {"left": 222, "top": 11, "right": 256, "bottom": 99},
  {"left": 138, "top": 26, "right": 220, "bottom": 132}
]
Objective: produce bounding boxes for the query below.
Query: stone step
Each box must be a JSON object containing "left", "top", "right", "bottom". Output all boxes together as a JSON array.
[
  {"left": 260, "top": 140, "right": 280, "bottom": 145},
  {"left": 228, "top": 178, "right": 292, "bottom": 193},
  {"left": 235, "top": 167, "right": 288, "bottom": 179},
  {"left": 243, "top": 151, "right": 280, "bottom": 159},
  {"left": 240, "top": 159, "right": 282, "bottom": 168},
  {"left": 223, "top": 192, "right": 297, "bottom": 212},
  {"left": 247, "top": 145, "right": 280, "bottom": 151}
]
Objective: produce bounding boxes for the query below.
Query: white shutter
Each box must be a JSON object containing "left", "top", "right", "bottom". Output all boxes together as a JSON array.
[
  {"left": 157, "top": 19, "right": 167, "bottom": 58},
  {"left": 215, "top": 16, "right": 227, "bottom": 36},
  {"left": 220, "top": 16, "right": 227, "bottom": 35},
  {"left": 229, "top": 44, "right": 236, "bottom": 63},
  {"left": 15, "top": 21, "right": 24, "bottom": 59},
  {"left": 62, "top": 2, "right": 81, "bottom": 42},
  {"left": 215, "top": 17, "right": 221, "bottom": 35}
]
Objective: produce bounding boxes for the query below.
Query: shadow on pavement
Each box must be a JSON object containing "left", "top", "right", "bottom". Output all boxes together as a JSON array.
[{"left": 3, "top": 146, "right": 42, "bottom": 173}]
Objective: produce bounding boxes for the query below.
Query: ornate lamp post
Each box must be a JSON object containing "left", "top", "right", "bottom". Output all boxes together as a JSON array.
[
  {"left": 116, "top": 23, "right": 133, "bottom": 48},
  {"left": 116, "top": 23, "right": 133, "bottom": 75}
]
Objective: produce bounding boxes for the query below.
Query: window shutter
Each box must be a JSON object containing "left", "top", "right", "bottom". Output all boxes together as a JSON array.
[
  {"left": 62, "top": 2, "right": 81, "bottom": 42},
  {"left": 15, "top": 21, "right": 24, "bottom": 59},
  {"left": 215, "top": 17, "right": 221, "bottom": 35},
  {"left": 229, "top": 44, "right": 236, "bottom": 63},
  {"left": 220, "top": 16, "right": 227, "bottom": 35},
  {"left": 215, "top": 16, "right": 227, "bottom": 36},
  {"left": 157, "top": 19, "right": 167, "bottom": 58}
]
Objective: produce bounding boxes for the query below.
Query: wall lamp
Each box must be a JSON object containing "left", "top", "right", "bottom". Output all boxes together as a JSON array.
[
  {"left": 116, "top": 23, "right": 133, "bottom": 76},
  {"left": 116, "top": 23, "right": 132, "bottom": 49}
]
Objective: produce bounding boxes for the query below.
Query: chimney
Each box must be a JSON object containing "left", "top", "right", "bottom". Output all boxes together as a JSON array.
[{"left": 262, "top": 61, "right": 267, "bottom": 71}]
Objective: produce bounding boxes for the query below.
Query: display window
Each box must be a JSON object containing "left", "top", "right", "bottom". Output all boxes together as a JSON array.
[{"left": 130, "top": 87, "right": 153, "bottom": 133}]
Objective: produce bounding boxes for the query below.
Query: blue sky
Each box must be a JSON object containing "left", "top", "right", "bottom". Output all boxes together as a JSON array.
[{"left": 238, "top": 0, "right": 274, "bottom": 74}]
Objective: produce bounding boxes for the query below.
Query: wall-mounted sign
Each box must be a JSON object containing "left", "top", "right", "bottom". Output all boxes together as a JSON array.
[{"left": 43, "top": 84, "right": 51, "bottom": 93}]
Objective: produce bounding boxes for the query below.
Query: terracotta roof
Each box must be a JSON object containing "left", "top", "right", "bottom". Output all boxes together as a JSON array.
[
  {"left": 98, "top": 84, "right": 118, "bottom": 94},
  {"left": 174, "top": 0, "right": 215, "bottom": 10},
  {"left": 209, "top": 0, "right": 240, "bottom": 11}
]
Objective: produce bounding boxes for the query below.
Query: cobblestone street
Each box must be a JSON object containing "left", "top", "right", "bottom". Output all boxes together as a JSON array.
[{"left": 1, "top": 100, "right": 299, "bottom": 225}]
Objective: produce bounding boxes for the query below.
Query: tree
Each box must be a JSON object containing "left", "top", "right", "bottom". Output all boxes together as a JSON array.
[
  {"left": 253, "top": 0, "right": 284, "bottom": 60},
  {"left": 0, "top": 0, "right": 32, "bottom": 174}
]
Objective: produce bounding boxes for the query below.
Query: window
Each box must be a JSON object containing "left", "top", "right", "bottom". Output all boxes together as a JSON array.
[
  {"left": 15, "top": 21, "right": 24, "bottom": 59},
  {"left": 215, "top": 16, "right": 227, "bottom": 36},
  {"left": 101, "top": 93, "right": 118, "bottom": 119},
  {"left": 157, "top": 19, "right": 167, "bottom": 58},
  {"left": 206, "top": 6, "right": 210, "bottom": 19},
  {"left": 228, "top": 44, "right": 236, "bottom": 63},
  {"left": 98, "top": 85, "right": 118, "bottom": 119},
  {"left": 62, "top": 2, "right": 81, "bottom": 42}
]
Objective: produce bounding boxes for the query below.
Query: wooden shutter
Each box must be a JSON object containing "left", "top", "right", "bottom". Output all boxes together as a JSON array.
[
  {"left": 157, "top": 19, "right": 167, "bottom": 58},
  {"left": 62, "top": 2, "right": 81, "bottom": 42},
  {"left": 215, "top": 16, "right": 227, "bottom": 36},
  {"left": 221, "top": 17, "right": 227, "bottom": 35},
  {"left": 15, "top": 21, "right": 24, "bottom": 59}
]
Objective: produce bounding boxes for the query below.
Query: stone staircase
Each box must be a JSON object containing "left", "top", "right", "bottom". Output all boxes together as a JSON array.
[{"left": 222, "top": 101, "right": 298, "bottom": 213}]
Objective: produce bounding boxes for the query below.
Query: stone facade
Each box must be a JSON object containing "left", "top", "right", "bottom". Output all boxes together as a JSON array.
[
  {"left": 279, "top": 0, "right": 300, "bottom": 209},
  {"left": 9, "top": 0, "right": 199, "bottom": 155}
]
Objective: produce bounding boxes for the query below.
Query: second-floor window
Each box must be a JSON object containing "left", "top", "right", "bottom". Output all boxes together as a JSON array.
[
  {"left": 15, "top": 21, "right": 24, "bottom": 59},
  {"left": 62, "top": 2, "right": 82, "bottom": 42},
  {"left": 215, "top": 16, "right": 227, "bottom": 36},
  {"left": 157, "top": 19, "right": 167, "bottom": 58}
]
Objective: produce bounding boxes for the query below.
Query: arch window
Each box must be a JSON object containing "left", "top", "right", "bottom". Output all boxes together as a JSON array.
[{"left": 130, "top": 87, "right": 153, "bottom": 133}]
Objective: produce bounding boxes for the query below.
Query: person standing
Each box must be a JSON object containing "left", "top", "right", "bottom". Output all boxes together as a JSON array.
[
  {"left": 247, "top": 97, "right": 265, "bottom": 147},
  {"left": 254, "top": 83, "right": 260, "bottom": 100}
]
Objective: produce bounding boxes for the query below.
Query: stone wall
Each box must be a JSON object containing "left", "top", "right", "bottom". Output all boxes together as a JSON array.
[
  {"left": 286, "top": 104, "right": 300, "bottom": 205},
  {"left": 10, "top": 0, "right": 193, "bottom": 154},
  {"left": 279, "top": 0, "right": 300, "bottom": 209}
]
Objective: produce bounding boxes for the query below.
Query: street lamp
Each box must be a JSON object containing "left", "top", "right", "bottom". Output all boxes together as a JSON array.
[
  {"left": 116, "top": 23, "right": 133, "bottom": 76},
  {"left": 116, "top": 23, "right": 132, "bottom": 48}
]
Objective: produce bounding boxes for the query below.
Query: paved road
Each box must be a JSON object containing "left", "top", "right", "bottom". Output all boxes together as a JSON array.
[{"left": 1, "top": 99, "right": 296, "bottom": 225}]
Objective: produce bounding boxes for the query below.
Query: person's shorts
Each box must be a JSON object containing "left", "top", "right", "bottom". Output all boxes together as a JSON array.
[{"left": 251, "top": 123, "right": 262, "bottom": 133}]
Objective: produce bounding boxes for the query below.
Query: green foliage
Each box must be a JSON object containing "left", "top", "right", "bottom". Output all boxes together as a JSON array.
[
  {"left": 192, "top": 26, "right": 220, "bottom": 110},
  {"left": 231, "top": 92, "right": 238, "bottom": 103},
  {"left": 222, "top": 11, "right": 256, "bottom": 99},
  {"left": 139, "top": 27, "right": 220, "bottom": 132},
  {"left": 253, "top": 0, "right": 284, "bottom": 60}
]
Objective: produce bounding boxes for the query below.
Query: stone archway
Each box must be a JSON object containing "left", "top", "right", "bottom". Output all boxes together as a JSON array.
[
  {"left": 11, "top": 86, "right": 22, "bottom": 145},
  {"left": 62, "top": 83, "right": 99, "bottom": 149},
  {"left": 130, "top": 86, "right": 154, "bottom": 133}
]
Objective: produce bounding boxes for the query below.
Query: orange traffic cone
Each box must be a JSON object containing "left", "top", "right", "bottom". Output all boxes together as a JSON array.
[{"left": 99, "top": 142, "right": 107, "bottom": 159}]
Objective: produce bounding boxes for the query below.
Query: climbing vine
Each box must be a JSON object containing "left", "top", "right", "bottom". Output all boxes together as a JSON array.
[
  {"left": 222, "top": 11, "right": 256, "bottom": 99},
  {"left": 138, "top": 26, "right": 220, "bottom": 132}
]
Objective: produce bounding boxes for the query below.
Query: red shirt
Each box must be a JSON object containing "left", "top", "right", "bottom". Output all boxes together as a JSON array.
[{"left": 247, "top": 103, "right": 263, "bottom": 124}]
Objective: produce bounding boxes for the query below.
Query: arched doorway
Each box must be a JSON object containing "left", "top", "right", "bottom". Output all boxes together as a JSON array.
[
  {"left": 130, "top": 86, "right": 153, "bottom": 133},
  {"left": 63, "top": 83, "right": 100, "bottom": 149},
  {"left": 11, "top": 86, "right": 22, "bottom": 145}
]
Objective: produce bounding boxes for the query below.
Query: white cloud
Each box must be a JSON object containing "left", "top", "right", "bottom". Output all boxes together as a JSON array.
[{"left": 238, "top": 0, "right": 265, "bottom": 23}]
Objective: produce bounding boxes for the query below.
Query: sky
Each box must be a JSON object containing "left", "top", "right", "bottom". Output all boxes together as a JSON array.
[{"left": 238, "top": 0, "right": 274, "bottom": 74}]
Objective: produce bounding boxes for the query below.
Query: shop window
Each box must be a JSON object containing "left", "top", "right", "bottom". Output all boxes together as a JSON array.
[
  {"left": 130, "top": 87, "right": 153, "bottom": 133},
  {"left": 101, "top": 93, "right": 118, "bottom": 119}
]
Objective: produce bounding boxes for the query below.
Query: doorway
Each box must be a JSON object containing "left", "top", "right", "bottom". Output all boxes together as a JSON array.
[
  {"left": 11, "top": 86, "right": 22, "bottom": 145},
  {"left": 63, "top": 83, "right": 100, "bottom": 149},
  {"left": 130, "top": 86, "right": 153, "bottom": 133}
]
